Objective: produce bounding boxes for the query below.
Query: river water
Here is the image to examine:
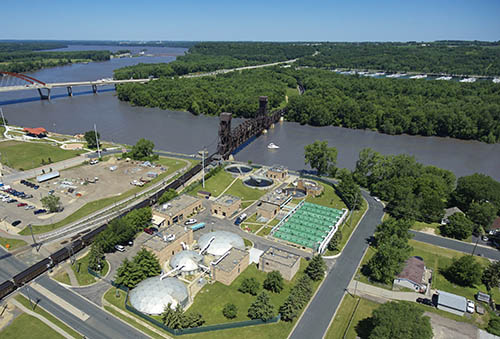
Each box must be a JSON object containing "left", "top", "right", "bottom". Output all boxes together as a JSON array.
[{"left": 1, "top": 46, "right": 499, "bottom": 181}]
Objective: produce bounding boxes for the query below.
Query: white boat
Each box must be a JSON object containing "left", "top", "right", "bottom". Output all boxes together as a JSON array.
[
  {"left": 460, "top": 77, "right": 477, "bottom": 83},
  {"left": 493, "top": 78, "right": 500, "bottom": 84},
  {"left": 373, "top": 72, "right": 386, "bottom": 76},
  {"left": 436, "top": 76, "right": 452, "bottom": 81},
  {"left": 409, "top": 74, "right": 427, "bottom": 79},
  {"left": 267, "top": 143, "right": 280, "bottom": 149}
]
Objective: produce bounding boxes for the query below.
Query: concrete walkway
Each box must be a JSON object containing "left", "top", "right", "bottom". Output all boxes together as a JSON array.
[
  {"left": 347, "top": 280, "right": 423, "bottom": 302},
  {"left": 63, "top": 264, "right": 79, "bottom": 287},
  {"left": 10, "top": 298, "right": 75, "bottom": 339}
]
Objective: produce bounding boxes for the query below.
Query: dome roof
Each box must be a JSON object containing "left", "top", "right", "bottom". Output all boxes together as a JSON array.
[
  {"left": 198, "top": 231, "right": 245, "bottom": 256},
  {"left": 170, "top": 250, "right": 203, "bottom": 272},
  {"left": 129, "top": 277, "right": 189, "bottom": 315}
]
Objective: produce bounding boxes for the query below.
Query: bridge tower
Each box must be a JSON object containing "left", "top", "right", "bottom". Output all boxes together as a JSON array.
[
  {"left": 259, "top": 96, "right": 268, "bottom": 115},
  {"left": 217, "top": 112, "right": 233, "bottom": 159}
]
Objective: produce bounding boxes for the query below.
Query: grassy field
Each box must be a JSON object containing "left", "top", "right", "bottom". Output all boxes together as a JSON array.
[
  {"left": 257, "top": 226, "right": 272, "bottom": 236},
  {"left": 412, "top": 221, "right": 472, "bottom": 242},
  {"left": 13, "top": 295, "right": 81, "bottom": 338},
  {"left": 187, "top": 170, "right": 235, "bottom": 198},
  {"left": 52, "top": 270, "right": 71, "bottom": 285},
  {"left": 241, "top": 223, "right": 262, "bottom": 233},
  {"left": 20, "top": 156, "right": 193, "bottom": 235},
  {"left": 71, "top": 252, "right": 109, "bottom": 286},
  {"left": 305, "top": 181, "right": 347, "bottom": 210},
  {"left": 0, "top": 237, "right": 27, "bottom": 251},
  {"left": 325, "top": 294, "right": 379, "bottom": 339},
  {"left": 0, "top": 141, "right": 84, "bottom": 170},
  {"left": 0, "top": 313, "right": 64, "bottom": 339},
  {"left": 225, "top": 179, "right": 268, "bottom": 201},
  {"left": 268, "top": 218, "right": 280, "bottom": 227}
]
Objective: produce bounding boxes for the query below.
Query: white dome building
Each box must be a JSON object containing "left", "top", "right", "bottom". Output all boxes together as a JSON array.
[
  {"left": 198, "top": 231, "right": 245, "bottom": 256},
  {"left": 129, "top": 277, "right": 189, "bottom": 315},
  {"left": 170, "top": 250, "right": 203, "bottom": 274}
]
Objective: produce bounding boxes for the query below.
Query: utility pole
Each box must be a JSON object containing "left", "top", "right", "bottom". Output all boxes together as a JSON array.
[
  {"left": 28, "top": 224, "right": 38, "bottom": 250},
  {"left": 94, "top": 123, "right": 101, "bottom": 159},
  {"left": 0, "top": 108, "right": 6, "bottom": 129},
  {"left": 25, "top": 286, "right": 35, "bottom": 310}
]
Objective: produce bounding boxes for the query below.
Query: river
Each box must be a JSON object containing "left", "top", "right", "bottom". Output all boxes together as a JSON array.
[{"left": 0, "top": 46, "right": 499, "bottom": 181}]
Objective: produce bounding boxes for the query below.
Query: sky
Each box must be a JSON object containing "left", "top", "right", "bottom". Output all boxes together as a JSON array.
[{"left": 2, "top": 0, "right": 499, "bottom": 42}]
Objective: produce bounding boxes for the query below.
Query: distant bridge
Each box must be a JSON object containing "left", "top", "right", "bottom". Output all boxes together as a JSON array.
[{"left": 0, "top": 72, "right": 154, "bottom": 100}]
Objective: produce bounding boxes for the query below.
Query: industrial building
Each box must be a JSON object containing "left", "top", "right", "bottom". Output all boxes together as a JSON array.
[
  {"left": 257, "top": 201, "right": 280, "bottom": 220},
  {"left": 142, "top": 224, "right": 193, "bottom": 263},
  {"left": 436, "top": 290, "right": 467, "bottom": 316},
  {"left": 153, "top": 194, "right": 202, "bottom": 226},
  {"left": 198, "top": 231, "right": 245, "bottom": 257},
  {"left": 266, "top": 165, "right": 288, "bottom": 181},
  {"left": 169, "top": 250, "right": 204, "bottom": 276},
  {"left": 259, "top": 247, "right": 300, "bottom": 280},
  {"left": 211, "top": 247, "right": 249, "bottom": 285},
  {"left": 211, "top": 194, "right": 241, "bottom": 218},
  {"left": 129, "top": 277, "right": 189, "bottom": 315},
  {"left": 36, "top": 171, "right": 60, "bottom": 183},
  {"left": 296, "top": 179, "right": 324, "bottom": 197}
]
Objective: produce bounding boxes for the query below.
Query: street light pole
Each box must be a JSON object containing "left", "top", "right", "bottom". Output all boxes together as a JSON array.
[
  {"left": 94, "top": 123, "right": 101, "bottom": 159},
  {"left": 28, "top": 224, "right": 37, "bottom": 249}
]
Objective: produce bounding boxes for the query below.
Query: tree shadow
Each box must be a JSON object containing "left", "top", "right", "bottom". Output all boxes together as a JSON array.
[{"left": 355, "top": 316, "right": 375, "bottom": 339}]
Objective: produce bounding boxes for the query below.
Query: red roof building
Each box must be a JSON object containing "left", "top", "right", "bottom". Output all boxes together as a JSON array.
[
  {"left": 23, "top": 127, "right": 47, "bottom": 137},
  {"left": 393, "top": 256, "right": 428, "bottom": 293},
  {"left": 490, "top": 216, "right": 500, "bottom": 232}
]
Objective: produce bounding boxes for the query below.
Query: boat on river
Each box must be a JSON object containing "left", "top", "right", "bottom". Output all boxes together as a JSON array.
[
  {"left": 459, "top": 77, "right": 476, "bottom": 83},
  {"left": 267, "top": 143, "right": 280, "bottom": 149},
  {"left": 410, "top": 74, "right": 427, "bottom": 79},
  {"left": 493, "top": 78, "right": 500, "bottom": 84},
  {"left": 436, "top": 76, "right": 452, "bottom": 81}
]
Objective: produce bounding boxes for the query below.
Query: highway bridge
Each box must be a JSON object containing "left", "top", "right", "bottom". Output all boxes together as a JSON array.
[{"left": 0, "top": 72, "right": 154, "bottom": 99}]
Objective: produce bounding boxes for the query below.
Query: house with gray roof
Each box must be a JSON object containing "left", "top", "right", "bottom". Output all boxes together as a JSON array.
[
  {"left": 441, "top": 207, "right": 464, "bottom": 225},
  {"left": 437, "top": 290, "right": 467, "bottom": 316}
]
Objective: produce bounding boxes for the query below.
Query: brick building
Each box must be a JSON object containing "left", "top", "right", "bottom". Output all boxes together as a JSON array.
[
  {"left": 211, "top": 195, "right": 241, "bottom": 218},
  {"left": 266, "top": 165, "right": 288, "bottom": 181},
  {"left": 211, "top": 247, "right": 249, "bottom": 285},
  {"left": 259, "top": 247, "right": 300, "bottom": 280},
  {"left": 142, "top": 224, "right": 193, "bottom": 263},
  {"left": 153, "top": 194, "right": 202, "bottom": 226}
]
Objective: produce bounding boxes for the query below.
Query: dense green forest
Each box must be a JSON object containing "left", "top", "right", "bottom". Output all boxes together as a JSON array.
[
  {"left": 116, "top": 66, "right": 500, "bottom": 143},
  {"left": 297, "top": 42, "right": 500, "bottom": 76},
  {"left": 0, "top": 41, "right": 66, "bottom": 52}
]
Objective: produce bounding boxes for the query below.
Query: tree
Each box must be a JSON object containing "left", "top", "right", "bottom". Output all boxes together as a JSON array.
[
  {"left": 336, "top": 169, "right": 362, "bottom": 210},
  {"left": 444, "top": 255, "right": 483, "bottom": 287},
  {"left": 247, "top": 292, "right": 275, "bottom": 321},
  {"left": 305, "top": 255, "right": 326, "bottom": 281},
  {"left": 364, "top": 237, "right": 412, "bottom": 284},
  {"left": 238, "top": 277, "right": 260, "bottom": 295},
  {"left": 280, "top": 275, "right": 313, "bottom": 322},
  {"left": 451, "top": 174, "right": 500, "bottom": 213},
  {"left": 161, "top": 303, "right": 184, "bottom": 330},
  {"left": 488, "top": 317, "right": 500, "bottom": 336},
  {"left": 327, "top": 231, "right": 342, "bottom": 252},
  {"left": 114, "top": 249, "right": 161, "bottom": 288},
  {"left": 304, "top": 140, "right": 338, "bottom": 176},
  {"left": 482, "top": 261, "right": 500, "bottom": 291},
  {"left": 130, "top": 138, "right": 156, "bottom": 160},
  {"left": 368, "top": 301, "right": 433, "bottom": 339},
  {"left": 158, "top": 189, "right": 178, "bottom": 205},
  {"left": 440, "top": 213, "right": 474, "bottom": 240},
  {"left": 40, "top": 195, "right": 61, "bottom": 213},
  {"left": 123, "top": 207, "right": 152, "bottom": 232},
  {"left": 181, "top": 312, "right": 205, "bottom": 328},
  {"left": 222, "top": 303, "right": 237, "bottom": 319},
  {"left": 84, "top": 130, "right": 100, "bottom": 149},
  {"left": 88, "top": 243, "right": 104, "bottom": 272},
  {"left": 467, "top": 201, "right": 497, "bottom": 231},
  {"left": 263, "top": 271, "right": 284, "bottom": 293}
]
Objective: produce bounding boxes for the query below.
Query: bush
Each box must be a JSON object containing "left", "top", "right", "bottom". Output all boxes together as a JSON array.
[
  {"left": 263, "top": 271, "right": 284, "bottom": 293},
  {"left": 238, "top": 277, "right": 260, "bottom": 295},
  {"left": 444, "top": 255, "right": 483, "bottom": 287},
  {"left": 222, "top": 303, "right": 237, "bottom": 319},
  {"left": 440, "top": 213, "right": 474, "bottom": 240}
]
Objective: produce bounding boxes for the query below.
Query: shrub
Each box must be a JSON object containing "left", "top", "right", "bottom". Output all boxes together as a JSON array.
[{"left": 222, "top": 303, "right": 237, "bottom": 319}]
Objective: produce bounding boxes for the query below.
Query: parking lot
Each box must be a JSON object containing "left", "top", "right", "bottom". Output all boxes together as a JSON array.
[{"left": 0, "top": 156, "right": 165, "bottom": 230}]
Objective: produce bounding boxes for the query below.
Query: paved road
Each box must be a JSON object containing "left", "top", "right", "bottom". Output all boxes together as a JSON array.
[
  {"left": 290, "top": 192, "right": 385, "bottom": 339},
  {"left": 410, "top": 230, "right": 500, "bottom": 260}
]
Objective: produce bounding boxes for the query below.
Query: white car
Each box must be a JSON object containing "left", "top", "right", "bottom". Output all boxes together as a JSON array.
[
  {"left": 115, "top": 245, "right": 125, "bottom": 252},
  {"left": 467, "top": 300, "right": 475, "bottom": 313},
  {"left": 184, "top": 219, "right": 197, "bottom": 225},
  {"left": 374, "top": 197, "right": 381, "bottom": 202}
]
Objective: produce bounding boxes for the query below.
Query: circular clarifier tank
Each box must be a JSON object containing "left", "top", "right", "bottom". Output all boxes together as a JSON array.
[
  {"left": 243, "top": 175, "right": 274, "bottom": 188},
  {"left": 225, "top": 164, "right": 252, "bottom": 175}
]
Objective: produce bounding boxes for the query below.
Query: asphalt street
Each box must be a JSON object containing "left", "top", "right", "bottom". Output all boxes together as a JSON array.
[{"left": 290, "top": 192, "right": 385, "bottom": 339}]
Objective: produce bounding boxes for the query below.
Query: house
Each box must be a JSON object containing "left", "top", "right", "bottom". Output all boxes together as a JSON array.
[
  {"left": 441, "top": 207, "right": 464, "bottom": 225},
  {"left": 437, "top": 290, "right": 467, "bottom": 316},
  {"left": 393, "top": 256, "right": 428, "bottom": 293},
  {"left": 488, "top": 216, "right": 500, "bottom": 235},
  {"left": 23, "top": 127, "right": 47, "bottom": 138}
]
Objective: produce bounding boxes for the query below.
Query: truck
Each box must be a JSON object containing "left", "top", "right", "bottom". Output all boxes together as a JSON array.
[
  {"left": 191, "top": 222, "right": 206, "bottom": 231},
  {"left": 234, "top": 213, "right": 247, "bottom": 225}
]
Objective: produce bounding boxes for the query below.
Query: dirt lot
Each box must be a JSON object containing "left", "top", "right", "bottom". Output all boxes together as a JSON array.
[
  {"left": 1, "top": 157, "right": 168, "bottom": 228},
  {"left": 426, "top": 311, "right": 478, "bottom": 339}
]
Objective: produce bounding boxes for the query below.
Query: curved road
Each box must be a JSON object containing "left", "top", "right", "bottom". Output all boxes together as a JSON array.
[{"left": 290, "top": 191, "right": 384, "bottom": 339}]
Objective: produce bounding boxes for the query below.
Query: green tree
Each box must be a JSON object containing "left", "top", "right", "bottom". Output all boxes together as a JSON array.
[
  {"left": 327, "top": 231, "right": 342, "bottom": 252},
  {"left": 114, "top": 249, "right": 161, "bottom": 288},
  {"left": 181, "top": 312, "right": 205, "bottom": 328},
  {"left": 373, "top": 218, "right": 413, "bottom": 247},
  {"left": 365, "top": 237, "right": 412, "bottom": 284},
  {"left": 263, "top": 271, "right": 284, "bottom": 293},
  {"left": 452, "top": 174, "right": 500, "bottom": 213},
  {"left": 88, "top": 243, "right": 104, "bottom": 272},
  {"left": 482, "top": 261, "right": 500, "bottom": 291},
  {"left": 444, "top": 255, "right": 483, "bottom": 287},
  {"left": 238, "top": 277, "right": 260, "bottom": 295},
  {"left": 304, "top": 140, "right": 338, "bottom": 176},
  {"left": 467, "top": 201, "right": 497, "bottom": 231},
  {"left": 247, "top": 292, "right": 275, "bottom": 321},
  {"left": 279, "top": 275, "right": 313, "bottom": 322},
  {"left": 368, "top": 301, "right": 433, "bottom": 339},
  {"left": 130, "top": 138, "right": 156, "bottom": 160},
  {"left": 487, "top": 317, "right": 500, "bottom": 336},
  {"left": 123, "top": 207, "right": 152, "bottom": 232},
  {"left": 161, "top": 303, "right": 184, "bottom": 329},
  {"left": 222, "top": 303, "right": 238, "bottom": 319},
  {"left": 440, "top": 213, "right": 474, "bottom": 240},
  {"left": 84, "top": 130, "right": 100, "bottom": 149},
  {"left": 336, "top": 169, "right": 362, "bottom": 210},
  {"left": 158, "top": 189, "right": 178, "bottom": 205},
  {"left": 40, "top": 195, "right": 62, "bottom": 213},
  {"left": 305, "top": 255, "right": 326, "bottom": 281}
]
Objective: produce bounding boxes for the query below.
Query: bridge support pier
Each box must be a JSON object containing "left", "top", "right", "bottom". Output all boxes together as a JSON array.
[
  {"left": 67, "top": 86, "right": 73, "bottom": 97},
  {"left": 92, "top": 84, "right": 98, "bottom": 94},
  {"left": 37, "top": 88, "right": 51, "bottom": 100}
]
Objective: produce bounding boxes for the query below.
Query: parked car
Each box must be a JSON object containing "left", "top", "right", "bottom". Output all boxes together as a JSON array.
[
  {"left": 467, "top": 300, "right": 475, "bottom": 313},
  {"left": 144, "top": 228, "right": 154, "bottom": 235},
  {"left": 7, "top": 199, "right": 17, "bottom": 203},
  {"left": 416, "top": 297, "right": 433, "bottom": 306},
  {"left": 11, "top": 220, "right": 21, "bottom": 227},
  {"left": 115, "top": 245, "right": 125, "bottom": 252},
  {"left": 234, "top": 213, "right": 247, "bottom": 225},
  {"left": 184, "top": 218, "right": 197, "bottom": 225},
  {"left": 17, "top": 202, "right": 27, "bottom": 207},
  {"left": 34, "top": 209, "right": 47, "bottom": 215}
]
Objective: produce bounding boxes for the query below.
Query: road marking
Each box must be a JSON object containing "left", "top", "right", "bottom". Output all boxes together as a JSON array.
[{"left": 31, "top": 282, "right": 90, "bottom": 321}]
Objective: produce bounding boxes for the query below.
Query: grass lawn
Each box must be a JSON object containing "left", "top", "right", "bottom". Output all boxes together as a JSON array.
[
  {"left": 0, "top": 140, "right": 84, "bottom": 171},
  {"left": 0, "top": 237, "right": 27, "bottom": 251},
  {"left": 257, "top": 226, "right": 272, "bottom": 236},
  {"left": 246, "top": 213, "right": 264, "bottom": 224},
  {"left": 0, "top": 126, "right": 5, "bottom": 137},
  {"left": 268, "top": 218, "right": 280, "bottom": 227},
  {"left": 305, "top": 181, "right": 347, "bottom": 210},
  {"left": 0, "top": 313, "right": 64, "bottom": 339},
  {"left": 71, "top": 253, "right": 109, "bottom": 286},
  {"left": 243, "top": 238, "right": 253, "bottom": 248},
  {"left": 187, "top": 170, "right": 235, "bottom": 198},
  {"left": 325, "top": 294, "right": 379, "bottom": 339},
  {"left": 13, "top": 295, "right": 81, "bottom": 338},
  {"left": 53, "top": 271, "right": 71, "bottom": 285},
  {"left": 241, "top": 223, "right": 262, "bottom": 233},
  {"left": 225, "top": 179, "right": 268, "bottom": 201},
  {"left": 20, "top": 156, "right": 192, "bottom": 235}
]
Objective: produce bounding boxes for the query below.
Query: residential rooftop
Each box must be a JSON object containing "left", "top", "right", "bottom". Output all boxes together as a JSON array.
[{"left": 397, "top": 256, "right": 425, "bottom": 284}]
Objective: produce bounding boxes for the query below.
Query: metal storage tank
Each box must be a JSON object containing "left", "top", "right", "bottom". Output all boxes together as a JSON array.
[
  {"left": 198, "top": 231, "right": 245, "bottom": 256},
  {"left": 129, "top": 277, "right": 189, "bottom": 315}
]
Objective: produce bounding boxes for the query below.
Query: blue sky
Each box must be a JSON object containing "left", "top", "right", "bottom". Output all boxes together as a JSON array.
[{"left": 2, "top": 0, "right": 499, "bottom": 41}]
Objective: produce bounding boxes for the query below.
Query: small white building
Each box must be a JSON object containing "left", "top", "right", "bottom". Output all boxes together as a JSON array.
[
  {"left": 437, "top": 290, "right": 467, "bottom": 316},
  {"left": 393, "top": 256, "right": 428, "bottom": 293}
]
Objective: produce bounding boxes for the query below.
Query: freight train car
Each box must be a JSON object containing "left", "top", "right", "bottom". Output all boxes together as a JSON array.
[
  {"left": 0, "top": 281, "right": 15, "bottom": 300},
  {"left": 13, "top": 258, "right": 51, "bottom": 287}
]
